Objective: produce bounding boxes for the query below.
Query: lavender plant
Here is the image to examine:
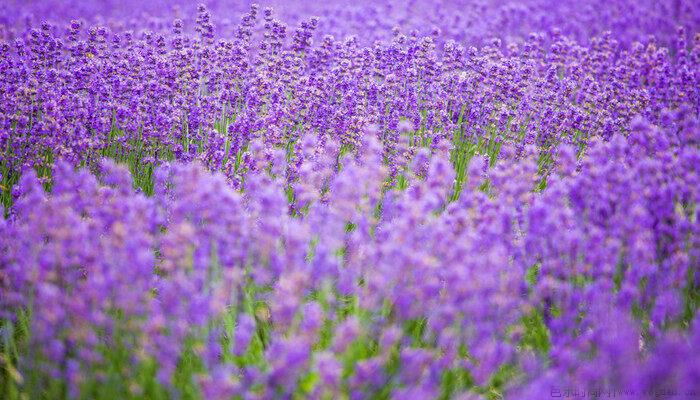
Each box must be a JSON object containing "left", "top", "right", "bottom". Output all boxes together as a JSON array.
[{"left": 0, "top": 1, "right": 699, "bottom": 399}]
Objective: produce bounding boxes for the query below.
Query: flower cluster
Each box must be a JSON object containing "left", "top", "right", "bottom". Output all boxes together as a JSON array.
[{"left": 0, "top": 1, "right": 699, "bottom": 399}]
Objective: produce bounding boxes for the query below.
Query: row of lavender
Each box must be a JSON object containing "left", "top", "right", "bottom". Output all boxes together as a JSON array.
[
  {"left": 4, "top": 0, "right": 700, "bottom": 46},
  {"left": 1, "top": 2, "right": 699, "bottom": 399}
]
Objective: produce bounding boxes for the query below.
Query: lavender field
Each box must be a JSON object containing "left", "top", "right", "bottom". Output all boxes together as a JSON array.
[{"left": 0, "top": 1, "right": 699, "bottom": 399}]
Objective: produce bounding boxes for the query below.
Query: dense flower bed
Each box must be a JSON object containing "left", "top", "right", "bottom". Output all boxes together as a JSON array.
[{"left": 1, "top": 2, "right": 699, "bottom": 399}]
